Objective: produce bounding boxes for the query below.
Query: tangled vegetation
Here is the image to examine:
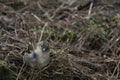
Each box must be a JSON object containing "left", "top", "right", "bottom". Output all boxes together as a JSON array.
[{"left": 0, "top": 0, "right": 120, "bottom": 80}]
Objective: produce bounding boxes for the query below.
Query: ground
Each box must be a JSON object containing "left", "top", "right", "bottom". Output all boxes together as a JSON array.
[{"left": 0, "top": 0, "right": 120, "bottom": 80}]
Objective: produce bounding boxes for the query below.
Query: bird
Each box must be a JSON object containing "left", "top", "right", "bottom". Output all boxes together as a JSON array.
[{"left": 23, "top": 41, "right": 50, "bottom": 69}]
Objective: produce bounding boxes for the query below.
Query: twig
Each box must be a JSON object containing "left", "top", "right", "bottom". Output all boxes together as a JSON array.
[
  {"left": 85, "top": 2, "right": 93, "bottom": 19},
  {"left": 37, "top": 2, "right": 53, "bottom": 22},
  {"left": 31, "top": 11, "right": 49, "bottom": 45},
  {"left": 16, "top": 63, "right": 26, "bottom": 80},
  {"left": 51, "top": 3, "right": 65, "bottom": 19},
  {"left": 88, "top": 2, "right": 93, "bottom": 17},
  {"left": 31, "top": 13, "right": 45, "bottom": 24},
  {"left": 110, "top": 60, "right": 120, "bottom": 79},
  {"left": 39, "top": 23, "right": 48, "bottom": 42}
]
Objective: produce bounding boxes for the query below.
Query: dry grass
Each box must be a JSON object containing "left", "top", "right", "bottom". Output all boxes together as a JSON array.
[{"left": 0, "top": 0, "right": 120, "bottom": 80}]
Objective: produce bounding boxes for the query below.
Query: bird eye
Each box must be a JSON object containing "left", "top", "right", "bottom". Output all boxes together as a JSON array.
[
  {"left": 42, "top": 47, "right": 46, "bottom": 52},
  {"left": 41, "top": 41, "right": 50, "bottom": 52}
]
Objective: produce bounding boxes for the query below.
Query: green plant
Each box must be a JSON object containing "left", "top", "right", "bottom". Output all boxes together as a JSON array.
[
  {"left": 115, "top": 14, "right": 120, "bottom": 22},
  {"left": 87, "top": 21, "right": 107, "bottom": 38},
  {"left": 60, "top": 28, "right": 74, "bottom": 43}
]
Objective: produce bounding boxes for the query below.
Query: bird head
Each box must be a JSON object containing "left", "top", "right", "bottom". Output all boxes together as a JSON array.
[{"left": 23, "top": 41, "right": 50, "bottom": 69}]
